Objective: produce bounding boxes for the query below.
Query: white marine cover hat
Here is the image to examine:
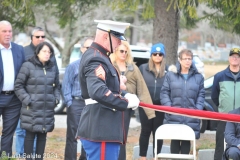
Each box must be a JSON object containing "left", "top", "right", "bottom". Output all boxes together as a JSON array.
[{"left": 94, "top": 20, "right": 130, "bottom": 41}]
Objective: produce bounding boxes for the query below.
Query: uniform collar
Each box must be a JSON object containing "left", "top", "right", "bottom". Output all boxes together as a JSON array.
[{"left": 91, "top": 42, "right": 111, "bottom": 57}]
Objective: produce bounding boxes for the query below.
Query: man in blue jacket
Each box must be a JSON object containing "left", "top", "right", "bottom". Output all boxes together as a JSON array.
[
  {"left": 62, "top": 37, "right": 93, "bottom": 160},
  {"left": 223, "top": 107, "right": 240, "bottom": 160},
  {"left": 0, "top": 20, "right": 25, "bottom": 156},
  {"left": 211, "top": 48, "right": 240, "bottom": 160}
]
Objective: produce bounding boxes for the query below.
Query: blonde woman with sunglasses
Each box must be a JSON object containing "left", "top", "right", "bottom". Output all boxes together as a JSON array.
[{"left": 110, "top": 41, "right": 155, "bottom": 160}]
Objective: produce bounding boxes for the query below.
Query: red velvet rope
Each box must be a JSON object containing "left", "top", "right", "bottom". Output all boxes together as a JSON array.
[{"left": 139, "top": 102, "right": 240, "bottom": 123}]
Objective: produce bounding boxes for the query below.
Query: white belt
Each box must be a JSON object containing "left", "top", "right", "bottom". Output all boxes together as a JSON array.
[{"left": 85, "top": 98, "right": 98, "bottom": 105}]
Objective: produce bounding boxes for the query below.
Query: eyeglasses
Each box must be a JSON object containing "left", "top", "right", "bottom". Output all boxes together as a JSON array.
[
  {"left": 34, "top": 36, "right": 45, "bottom": 39},
  {"left": 181, "top": 58, "right": 192, "bottom": 61},
  {"left": 152, "top": 53, "right": 163, "bottom": 57},
  {"left": 41, "top": 50, "right": 51, "bottom": 54},
  {"left": 119, "top": 50, "right": 128, "bottom": 54},
  {"left": 230, "top": 55, "right": 240, "bottom": 59}
]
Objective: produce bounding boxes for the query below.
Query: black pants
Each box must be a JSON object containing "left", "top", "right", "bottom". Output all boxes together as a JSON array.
[
  {"left": 64, "top": 99, "right": 86, "bottom": 160},
  {"left": 139, "top": 107, "right": 165, "bottom": 157},
  {"left": 0, "top": 94, "right": 21, "bottom": 156},
  {"left": 118, "top": 108, "right": 133, "bottom": 160},
  {"left": 170, "top": 140, "right": 190, "bottom": 154},
  {"left": 24, "top": 131, "right": 47, "bottom": 160},
  {"left": 214, "top": 121, "right": 226, "bottom": 160}
]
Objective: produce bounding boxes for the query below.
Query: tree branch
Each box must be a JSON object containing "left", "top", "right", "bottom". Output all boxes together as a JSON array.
[{"left": 44, "top": 22, "right": 63, "bottom": 53}]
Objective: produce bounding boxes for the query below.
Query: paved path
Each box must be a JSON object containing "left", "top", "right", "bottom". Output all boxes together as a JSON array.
[
  {"left": 0, "top": 115, "right": 141, "bottom": 129},
  {"left": 0, "top": 115, "right": 216, "bottom": 134},
  {"left": 53, "top": 115, "right": 141, "bottom": 129}
]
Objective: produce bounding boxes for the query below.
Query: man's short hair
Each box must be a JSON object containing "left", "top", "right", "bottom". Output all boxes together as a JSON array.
[
  {"left": 178, "top": 49, "right": 193, "bottom": 59},
  {"left": 80, "top": 37, "right": 94, "bottom": 47},
  {"left": 31, "top": 27, "right": 44, "bottom": 39},
  {"left": 0, "top": 20, "right": 11, "bottom": 26}
]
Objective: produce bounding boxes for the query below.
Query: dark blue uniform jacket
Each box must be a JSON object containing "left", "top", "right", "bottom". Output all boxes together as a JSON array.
[{"left": 77, "top": 42, "right": 128, "bottom": 143}]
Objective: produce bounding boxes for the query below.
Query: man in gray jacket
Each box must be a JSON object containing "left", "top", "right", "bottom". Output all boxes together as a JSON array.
[
  {"left": 24, "top": 27, "right": 45, "bottom": 60},
  {"left": 15, "top": 27, "right": 58, "bottom": 157}
]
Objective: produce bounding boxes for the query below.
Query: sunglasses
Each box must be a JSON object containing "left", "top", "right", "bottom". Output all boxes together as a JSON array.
[
  {"left": 152, "top": 53, "right": 163, "bottom": 57},
  {"left": 34, "top": 36, "right": 45, "bottom": 39},
  {"left": 119, "top": 50, "right": 128, "bottom": 54}
]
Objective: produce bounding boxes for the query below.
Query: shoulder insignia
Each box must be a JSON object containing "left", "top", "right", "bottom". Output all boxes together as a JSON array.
[{"left": 95, "top": 65, "right": 106, "bottom": 81}]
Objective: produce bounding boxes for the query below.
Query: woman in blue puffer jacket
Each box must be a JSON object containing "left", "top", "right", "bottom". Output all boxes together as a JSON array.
[{"left": 160, "top": 49, "right": 205, "bottom": 155}]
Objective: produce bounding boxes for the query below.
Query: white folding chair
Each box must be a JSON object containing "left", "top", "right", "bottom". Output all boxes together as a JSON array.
[{"left": 154, "top": 124, "right": 196, "bottom": 160}]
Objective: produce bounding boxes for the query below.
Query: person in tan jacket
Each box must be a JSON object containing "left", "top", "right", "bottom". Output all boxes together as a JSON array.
[{"left": 110, "top": 40, "right": 155, "bottom": 160}]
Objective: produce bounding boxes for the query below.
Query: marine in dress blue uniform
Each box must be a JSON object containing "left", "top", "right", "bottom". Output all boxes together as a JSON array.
[{"left": 77, "top": 20, "right": 140, "bottom": 160}]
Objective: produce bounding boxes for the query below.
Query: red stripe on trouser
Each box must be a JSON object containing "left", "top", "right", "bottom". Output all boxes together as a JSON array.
[{"left": 101, "top": 142, "right": 106, "bottom": 160}]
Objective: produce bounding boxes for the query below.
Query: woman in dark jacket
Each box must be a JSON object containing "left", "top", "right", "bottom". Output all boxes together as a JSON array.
[
  {"left": 14, "top": 42, "right": 60, "bottom": 160},
  {"left": 160, "top": 49, "right": 204, "bottom": 155},
  {"left": 138, "top": 43, "right": 166, "bottom": 160}
]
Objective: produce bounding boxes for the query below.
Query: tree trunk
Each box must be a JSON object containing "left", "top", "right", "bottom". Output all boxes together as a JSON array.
[
  {"left": 131, "top": 11, "right": 139, "bottom": 45},
  {"left": 200, "top": 31, "right": 206, "bottom": 48},
  {"left": 152, "top": 0, "right": 179, "bottom": 65},
  {"left": 60, "top": 21, "right": 78, "bottom": 68},
  {"left": 61, "top": 46, "right": 72, "bottom": 68}
]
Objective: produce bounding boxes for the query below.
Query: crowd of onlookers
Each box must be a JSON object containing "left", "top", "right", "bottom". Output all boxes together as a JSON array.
[{"left": 1, "top": 19, "right": 240, "bottom": 160}]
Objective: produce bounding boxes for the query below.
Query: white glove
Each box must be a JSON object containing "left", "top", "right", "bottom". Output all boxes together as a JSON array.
[{"left": 124, "top": 93, "right": 140, "bottom": 110}]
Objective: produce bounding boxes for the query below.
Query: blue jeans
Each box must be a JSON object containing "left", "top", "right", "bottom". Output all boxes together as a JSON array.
[{"left": 15, "top": 119, "right": 36, "bottom": 156}]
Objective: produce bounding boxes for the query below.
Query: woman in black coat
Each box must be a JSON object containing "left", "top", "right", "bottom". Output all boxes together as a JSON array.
[
  {"left": 14, "top": 42, "right": 60, "bottom": 160},
  {"left": 160, "top": 49, "right": 205, "bottom": 155},
  {"left": 138, "top": 43, "right": 167, "bottom": 159}
]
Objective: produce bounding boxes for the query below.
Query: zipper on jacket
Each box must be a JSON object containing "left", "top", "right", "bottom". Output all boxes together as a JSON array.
[
  {"left": 154, "top": 79, "right": 157, "bottom": 98},
  {"left": 183, "top": 80, "right": 187, "bottom": 123},
  {"left": 234, "top": 81, "right": 236, "bottom": 109},
  {"left": 184, "top": 80, "right": 187, "bottom": 108},
  {"left": 43, "top": 68, "right": 47, "bottom": 132},
  {"left": 43, "top": 68, "right": 46, "bottom": 75}
]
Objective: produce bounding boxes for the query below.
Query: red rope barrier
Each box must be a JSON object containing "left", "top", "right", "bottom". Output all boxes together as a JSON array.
[{"left": 139, "top": 102, "right": 240, "bottom": 123}]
